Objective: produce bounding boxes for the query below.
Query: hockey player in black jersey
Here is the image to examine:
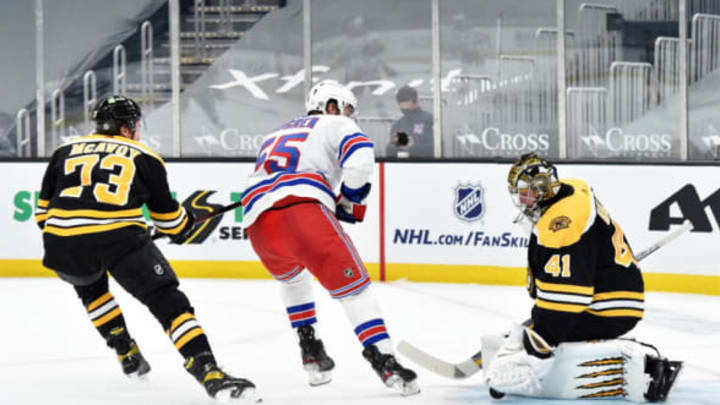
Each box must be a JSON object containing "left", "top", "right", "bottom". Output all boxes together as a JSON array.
[
  {"left": 35, "top": 96, "right": 259, "bottom": 402},
  {"left": 483, "top": 153, "right": 681, "bottom": 402}
]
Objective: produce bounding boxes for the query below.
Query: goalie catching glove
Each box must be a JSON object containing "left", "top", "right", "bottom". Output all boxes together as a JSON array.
[
  {"left": 335, "top": 182, "right": 371, "bottom": 224},
  {"left": 486, "top": 324, "right": 555, "bottom": 397}
]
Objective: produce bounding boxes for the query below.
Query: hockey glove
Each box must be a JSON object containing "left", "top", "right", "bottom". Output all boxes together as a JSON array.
[
  {"left": 170, "top": 209, "right": 197, "bottom": 244},
  {"left": 486, "top": 324, "right": 554, "bottom": 397},
  {"left": 335, "top": 182, "right": 371, "bottom": 224}
]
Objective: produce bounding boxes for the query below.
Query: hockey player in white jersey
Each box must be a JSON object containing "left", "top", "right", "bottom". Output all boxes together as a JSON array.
[{"left": 242, "top": 81, "right": 419, "bottom": 396}]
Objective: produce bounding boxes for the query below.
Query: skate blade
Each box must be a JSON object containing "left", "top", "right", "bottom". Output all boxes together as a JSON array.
[
  {"left": 307, "top": 370, "right": 332, "bottom": 386},
  {"left": 214, "top": 387, "right": 262, "bottom": 403},
  {"left": 128, "top": 372, "right": 150, "bottom": 382},
  {"left": 126, "top": 367, "right": 151, "bottom": 380},
  {"left": 304, "top": 363, "right": 332, "bottom": 386},
  {"left": 386, "top": 376, "right": 420, "bottom": 396}
]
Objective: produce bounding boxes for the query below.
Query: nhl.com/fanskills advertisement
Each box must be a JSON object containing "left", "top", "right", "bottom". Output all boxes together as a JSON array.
[{"left": 391, "top": 182, "right": 530, "bottom": 249}]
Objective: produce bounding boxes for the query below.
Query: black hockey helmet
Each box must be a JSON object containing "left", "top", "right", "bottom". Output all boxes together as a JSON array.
[{"left": 93, "top": 95, "right": 142, "bottom": 135}]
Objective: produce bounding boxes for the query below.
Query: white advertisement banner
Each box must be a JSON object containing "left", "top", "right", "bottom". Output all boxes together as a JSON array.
[
  {"left": 1, "top": 161, "right": 716, "bottom": 279},
  {"left": 383, "top": 163, "right": 718, "bottom": 277},
  {"left": 1, "top": 162, "right": 379, "bottom": 262}
]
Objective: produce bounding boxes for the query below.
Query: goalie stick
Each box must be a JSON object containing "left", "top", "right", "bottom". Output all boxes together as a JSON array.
[
  {"left": 397, "top": 221, "right": 692, "bottom": 379},
  {"left": 634, "top": 221, "right": 692, "bottom": 261}
]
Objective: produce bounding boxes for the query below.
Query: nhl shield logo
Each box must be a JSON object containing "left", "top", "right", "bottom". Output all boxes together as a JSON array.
[{"left": 454, "top": 184, "right": 485, "bottom": 222}]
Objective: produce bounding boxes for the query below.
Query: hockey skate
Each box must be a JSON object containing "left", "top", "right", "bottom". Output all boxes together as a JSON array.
[
  {"left": 185, "top": 352, "right": 261, "bottom": 403},
  {"left": 107, "top": 331, "right": 151, "bottom": 378},
  {"left": 645, "top": 355, "right": 683, "bottom": 402},
  {"left": 117, "top": 340, "right": 151, "bottom": 378},
  {"left": 297, "top": 325, "right": 335, "bottom": 386},
  {"left": 362, "top": 344, "right": 420, "bottom": 396}
]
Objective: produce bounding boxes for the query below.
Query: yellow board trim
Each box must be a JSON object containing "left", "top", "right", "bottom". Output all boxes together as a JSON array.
[
  {"left": 1, "top": 260, "right": 718, "bottom": 295},
  {"left": 384, "top": 263, "right": 526, "bottom": 285}
]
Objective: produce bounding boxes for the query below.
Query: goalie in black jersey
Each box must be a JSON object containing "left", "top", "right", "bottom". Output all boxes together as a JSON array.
[
  {"left": 483, "top": 153, "right": 681, "bottom": 402},
  {"left": 35, "top": 96, "right": 259, "bottom": 402}
]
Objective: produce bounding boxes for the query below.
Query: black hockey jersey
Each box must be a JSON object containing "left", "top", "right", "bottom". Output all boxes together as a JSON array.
[
  {"left": 35, "top": 134, "right": 189, "bottom": 246},
  {"left": 527, "top": 179, "right": 644, "bottom": 345}
]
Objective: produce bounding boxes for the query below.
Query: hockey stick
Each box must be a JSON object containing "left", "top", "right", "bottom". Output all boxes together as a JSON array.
[
  {"left": 397, "top": 222, "right": 693, "bottom": 379},
  {"left": 151, "top": 200, "right": 243, "bottom": 240},
  {"left": 634, "top": 221, "right": 692, "bottom": 261},
  {"left": 397, "top": 341, "right": 482, "bottom": 379}
]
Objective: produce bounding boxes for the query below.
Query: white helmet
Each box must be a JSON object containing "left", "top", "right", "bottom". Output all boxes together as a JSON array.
[{"left": 305, "top": 81, "right": 357, "bottom": 116}]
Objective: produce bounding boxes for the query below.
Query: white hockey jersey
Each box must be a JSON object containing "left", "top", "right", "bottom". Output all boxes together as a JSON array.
[{"left": 242, "top": 114, "right": 375, "bottom": 227}]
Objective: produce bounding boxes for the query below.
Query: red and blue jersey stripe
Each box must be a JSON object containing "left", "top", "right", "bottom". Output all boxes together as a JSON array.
[
  {"left": 337, "top": 132, "right": 373, "bottom": 167},
  {"left": 242, "top": 171, "right": 334, "bottom": 216},
  {"left": 287, "top": 302, "right": 317, "bottom": 328},
  {"left": 354, "top": 318, "right": 390, "bottom": 347}
]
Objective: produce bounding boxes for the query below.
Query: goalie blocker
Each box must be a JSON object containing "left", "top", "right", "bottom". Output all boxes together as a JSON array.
[{"left": 482, "top": 330, "right": 682, "bottom": 403}]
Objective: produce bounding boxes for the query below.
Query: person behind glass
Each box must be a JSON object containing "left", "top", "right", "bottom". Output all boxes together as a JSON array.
[
  {"left": 35, "top": 95, "right": 259, "bottom": 403},
  {"left": 242, "top": 81, "right": 420, "bottom": 396},
  {"left": 386, "top": 85, "right": 434, "bottom": 158}
]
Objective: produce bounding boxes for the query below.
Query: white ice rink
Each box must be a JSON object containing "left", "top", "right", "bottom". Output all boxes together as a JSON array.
[{"left": 1, "top": 277, "right": 718, "bottom": 405}]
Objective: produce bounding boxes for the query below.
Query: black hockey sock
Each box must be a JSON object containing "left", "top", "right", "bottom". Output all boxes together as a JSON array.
[
  {"left": 84, "top": 291, "right": 130, "bottom": 345},
  {"left": 167, "top": 312, "right": 213, "bottom": 359}
]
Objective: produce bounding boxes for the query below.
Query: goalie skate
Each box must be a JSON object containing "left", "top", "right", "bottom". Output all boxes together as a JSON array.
[
  {"left": 362, "top": 344, "right": 420, "bottom": 396},
  {"left": 297, "top": 325, "right": 335, "bottom": 386}
]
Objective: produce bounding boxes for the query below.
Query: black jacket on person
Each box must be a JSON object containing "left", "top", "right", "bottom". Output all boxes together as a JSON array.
[{"left": 386, "top": 108, "right": 434, "bottom": 158}]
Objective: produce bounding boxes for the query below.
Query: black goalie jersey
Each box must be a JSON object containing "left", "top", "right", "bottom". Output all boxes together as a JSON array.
[
  {"left": 35, "top": 134, "right": 189, "bottom": 261},
  {"left": 527, "top": 178, "right": 644, "bottom": 346}
]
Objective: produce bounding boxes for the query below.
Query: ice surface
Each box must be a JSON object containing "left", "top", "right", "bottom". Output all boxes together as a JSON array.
[{"left": 0, "top": 278, "right": 718, "bottom": 405}]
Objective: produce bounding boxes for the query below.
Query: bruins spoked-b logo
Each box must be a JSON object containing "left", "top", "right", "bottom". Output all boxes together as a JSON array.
[
  {"left": 454, "top": 184, "right": 485, "bottom": 223},
  {"left": 549, "top": 215, "right": 572, "bottom": 232}
]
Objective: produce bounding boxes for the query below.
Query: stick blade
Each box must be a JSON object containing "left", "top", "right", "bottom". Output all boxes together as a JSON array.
[{"left": 396, "top": 340, "right": 481, "bottom": 379}]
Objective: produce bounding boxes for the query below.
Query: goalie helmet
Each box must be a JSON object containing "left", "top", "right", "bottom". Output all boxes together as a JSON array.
[
  {"left": 507, "top": 152, "right": 560, "bottom": 222},
  {"left": 305, "top": 81, "right": 357, "bottom": 116},
  {"left": 93, "top": 95, "right": 142, "bottom": 135}
]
